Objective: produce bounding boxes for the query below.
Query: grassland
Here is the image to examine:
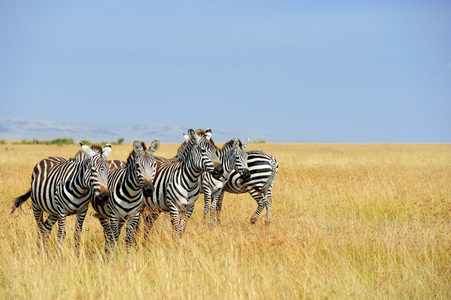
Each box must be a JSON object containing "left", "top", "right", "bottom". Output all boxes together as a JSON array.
[{"left": 1, "top": 142, "right": 450, "bottom": 299}]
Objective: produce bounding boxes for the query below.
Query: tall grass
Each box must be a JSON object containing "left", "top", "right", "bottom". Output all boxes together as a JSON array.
[{"left": 1, "top": 143, "right": 450, "bottom": 299}]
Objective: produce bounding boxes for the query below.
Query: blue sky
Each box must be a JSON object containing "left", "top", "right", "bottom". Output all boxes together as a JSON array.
[{"left": 1, "top": 1, "right": 450, "bottom": 142}]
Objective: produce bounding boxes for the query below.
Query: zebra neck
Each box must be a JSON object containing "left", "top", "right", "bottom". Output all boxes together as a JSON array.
[
  {"left": 219, "top": 140, "right": 234, "bottom": 156},
  {"left": 124, "top": 164, "right": 141, "bottom": 191},
  {"left": 180, "top": 159, "right": 204, "bottom": 185},
  {"left": 222, "top": 152, "right": 236, "bottom": 174},
  {"left": 75, "top": 159, "right": 92, "bottom": 192},
  {"left": 217, "top": 147, "right": 236, "bottom": 173}
]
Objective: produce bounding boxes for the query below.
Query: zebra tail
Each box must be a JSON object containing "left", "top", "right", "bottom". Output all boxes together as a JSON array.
[{"left": 11, "top": 189, "right": 31, "bottom": 214}]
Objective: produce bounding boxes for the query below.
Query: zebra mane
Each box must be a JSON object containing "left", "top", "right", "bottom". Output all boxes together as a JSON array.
[
  {"left": 70, "top": 144, "right": 104, "bottom": 162},
  {"left": 69, "top": 150, "right": 83, "bottom": 162},
  {"left": 222, "top": 138, "right": 242, "bottom": 150},
  {"left": 90, "top": 144, "right": 104, "bottom": 154},
  {"left": 172, "top": 129, "right": 218, "bottom": 162},
  {"left": 175, "top": 137, "right": 196, "bottom": 161}
]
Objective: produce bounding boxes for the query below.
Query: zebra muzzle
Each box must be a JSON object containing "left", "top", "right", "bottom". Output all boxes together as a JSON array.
[
  {"left": 143, "top": 181, "right": 154, "bottom": 197},
  {"left": 240, "top": 168, "right": 251, "bottom": 182},
  {"left": 211, "top": 163, "right": 224, "bottom": 180},
  {"left": 95, "top": 187, "right": 109, "bottom": 206}
]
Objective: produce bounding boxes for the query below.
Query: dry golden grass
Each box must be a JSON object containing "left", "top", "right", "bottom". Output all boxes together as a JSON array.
[{"left": 1, "top": 142, "right": 450, "bottom": 299}]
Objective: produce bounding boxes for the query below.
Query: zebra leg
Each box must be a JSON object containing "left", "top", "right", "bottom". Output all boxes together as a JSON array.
[
  {"left": 249, "top": 189, "right": 266, "bottom": 224},
  {"left": 109, "top": 217, "right": 123, "bottom": 253},
  {"left": 179, "top": 205, "right": 195, "bottom": 235},
  {"left": 99, "top": 218, "right": 113, "bottom": 255},
  {"left": 214, "top": 190, "right": 226, "bottom": 224},
  {"left": 42, "top": 215, "right": 58, "bottom": 255},
  {"left": 33, "top": 207, "right": 49, "bottom": 250},
  {"left": 125, "top": 214, "right": 139, "bottom": 257},
  {"left": 203, "top": 187, "right": 212, "bottom": 222},
  {"left": 142, "top": 207, "right": 160, "bottom": 241},
  {"left": 169, "top": 206, "right": 182, "bottom": 237},
  {"left": 116, "top": 220, "right": 126, "bottom": 244},
  {"left": 74, "top": 207, "right": 88, "bottom": 257},
  {"left": 209, "top": 190, "right": 222, "bottom": 225},
  {"left": 265, "top": 191, "right": 273, "bottom": 224},
  {"left": 56, "top": 213, "right": 68, "bottom": 258}
]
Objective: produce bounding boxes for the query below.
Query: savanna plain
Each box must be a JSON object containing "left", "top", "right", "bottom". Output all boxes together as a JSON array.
[{"left": 0, "top": 142, "right": 450, "bottom": 299}]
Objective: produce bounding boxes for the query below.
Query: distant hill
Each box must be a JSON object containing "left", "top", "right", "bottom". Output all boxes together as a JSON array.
[{"left": 0, "top": 117, "right": 284, "bottom": 143}]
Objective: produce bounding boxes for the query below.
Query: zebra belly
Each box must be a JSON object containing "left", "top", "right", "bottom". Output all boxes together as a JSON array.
[
  {"left": 112, "top": 197, "right": 143, "bottom": 218},
  {"left": 148, "top": 189, "right": 170, "bottom": 211}
]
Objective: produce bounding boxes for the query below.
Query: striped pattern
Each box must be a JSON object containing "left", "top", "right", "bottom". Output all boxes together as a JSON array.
[
  {"left": 92, "top": 140, "right": 159, "bottom": 256},
  {"left": 215, "top": 150, "right": 278, "bottom": 224},
  {"left": 108, "top": 160, "right": 126, "bottom": 171},
  {"left": 199, "top": 138, "right": 251, "bottom": 224},
  {"left": 142, "top": 129, "right": 223, "bottom": 237},
  {"left": 12, "top": 143, "right": 111, "bottom": 257}
]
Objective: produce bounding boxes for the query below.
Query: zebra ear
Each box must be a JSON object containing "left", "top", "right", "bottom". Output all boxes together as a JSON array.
[
  {"left": 243, "top": 138, "right": 250, "bottom": 148},
  {"left": 133, "top": 140, "right": 144, "bottom": 153},
  {"left": 183, "top": 133, "right": 190, "bottom": 143},
  {"left": 188, "top": 129, "right": 200, "bottom": 144},
  {"left": 149, "top": 139, "right": 160, "bottom": 154},
  {"left": 80, "top": 142, "right": 94, "bottom": 158},
  {"left": 205, "top": 128, "right": 212, "bottom": 141},
  {"left": 103, "top": 144, "right": 112, "bottom": 159},
  {"left": 233, "top": 138, "right": 240, "bottom": 149}
]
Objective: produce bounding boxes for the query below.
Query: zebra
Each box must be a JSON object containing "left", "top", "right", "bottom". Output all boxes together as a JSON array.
[
  {"left": 202, "top": 138, "right": 251, "bottom": 224},
  {"left": 12, "top": 143, "right": 111, "bottom": 257},
  {"left": 141, "top": 128, "right": 223, "bottom": 237},
  {"left": 92, "top": 139, "right": 159, "bottom": 256},
  {"left": 170, "top": 135, "right": 251, "bottom": 225},
  {"left": 215, "top": 150, "right": 278, "bottom": 224}
]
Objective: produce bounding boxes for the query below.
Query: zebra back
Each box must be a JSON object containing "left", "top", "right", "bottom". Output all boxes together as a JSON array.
[{"left": 108, "top": 160, "right": 126, "bottom": 171}]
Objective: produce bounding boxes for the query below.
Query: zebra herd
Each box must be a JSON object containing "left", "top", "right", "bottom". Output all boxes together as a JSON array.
[{"left": 12, "top": 129, "right": 278, "bottom": 258}]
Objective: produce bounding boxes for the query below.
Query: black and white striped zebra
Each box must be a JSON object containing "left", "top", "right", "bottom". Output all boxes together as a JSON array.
[
  {"left": 12, "top": 143, "right": 111, "bottom": 257},
  {"left": 202, "top": 138, "right": 251, "bottom": 224},
  {"left": 170, "top": 135, "right": 251, "bottom": 225},
  {"left": 142, "top": 128, "right": 223, "bottom": 237},
  {"left": 92, "top": 140, "right": 159, "bottom": 256},
  {"left": 215, "top": 150, "right": 278, "bottom": 224}
]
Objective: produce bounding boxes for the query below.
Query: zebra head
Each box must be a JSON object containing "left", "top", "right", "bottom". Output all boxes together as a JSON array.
[
  {"left": 80, "top": 143, "right": 111, "bottom": 205},
  {"left": 130, "top": 139, "right": 160, "bottom": 197},
  {"left": 188, "top": 128, "right": 223, "bottom": 180},
  {"left": 231, "top": 138, "right": 251, "bottom": 181}
]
